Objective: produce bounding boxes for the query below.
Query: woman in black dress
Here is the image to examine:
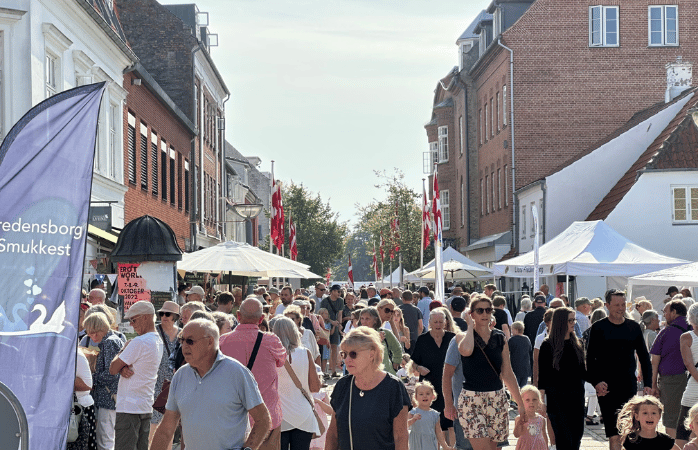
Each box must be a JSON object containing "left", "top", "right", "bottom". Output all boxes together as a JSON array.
[
  {"left": 538, "top": 307, "right": 587, "bottom": 450},
  {"left": 410, "top": 307, "right": 457, "bottom": 438}
]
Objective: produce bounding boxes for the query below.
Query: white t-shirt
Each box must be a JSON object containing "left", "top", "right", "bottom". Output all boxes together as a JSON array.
[
  {"left": 382, "top": 321, "right": 393, "bottom": 332},
  {"left": 534, "top": 331, "right": 547, "bottom": 350},
  {"left": 275, "top": 304, "right": 288, "bottom": 316},
  {"left": 301, "top": 328, "right": 320, "bottom": 361},
  {"left": 116, "top": 331, "right": 163, "bottom": 414},
  {"left": 75, "top": 350, "right": 94, "bottom": 407}
]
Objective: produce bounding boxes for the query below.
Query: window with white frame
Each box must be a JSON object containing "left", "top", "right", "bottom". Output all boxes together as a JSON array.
[
  {"left": 649, "top": 6, "right": 678, "bottom": 46},
  {"left": 481, "top": 178, "right": 484, "bottom": 216},
  {"left": 498, "top": 169, "right": 502, "bottom": 209},
  {"left": 497, "top": 92, "right": 501, "bottom": 131},
  {"left": 503, "top": 85, "right": 507, "bottom": 126},
  {"left": 521, "top": 206, "right": 527, "bottom": 240},
  {"left": 108, "top": 103, "right": 118, "bottom": 179},
  {"left": 442, "top": 190, "right": 450, "bottom": 230},
  {"left": 491, "top": 171, "right": 495, "bottom": 213},
  {"left": 43, "top": 23, "right": 72, "bottom": 99},
  {"left": 45, "top": 53, "right": 58, "bottom": 98},
  {"left": 486, "top": 175, "right": 490, "bottom": 213},
  {"left": 438, "top": 126, "right": 448, "bottom": 162},
  {"left": 504, "top": 165, "right": 509, "bottom": 206},
  {"left": 672, "top": 186, "right": 698, "bottom": 223},
  {"left": 530, "top": 202, "right": 536, "bottom": 237},
  {"left": 479, "top": 109, "right": 483, "bottom": 144},
  {"left": 590, "top": 6, "right": 619, "bottom": 47},
  {"left": 484, "top": 103, "right": 488, "bottom": 141},
  {"left": 490, "top": 99, "right": 494, "bottom": 138},
  {"left": 430, "top": 141, "right": 438, "bottom": 168},
  {"left": 459, "top": 116, "right": 464, "bottom": 156},
  {"left": 127, "top": 113, "right": 137, "bottom": 185}
]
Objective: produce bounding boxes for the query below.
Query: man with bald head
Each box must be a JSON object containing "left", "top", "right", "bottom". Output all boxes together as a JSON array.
[
  {"left": 152, "top": 319, "right": 270, "bottom": 450},
  {"left": 220, "top": 298, "right": 286, "bottom": 450}
]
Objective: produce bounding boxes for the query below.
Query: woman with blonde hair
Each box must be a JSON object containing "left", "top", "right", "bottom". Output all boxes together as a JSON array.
[
  {"left": 389, "top": 307, "right": 411, "bottom": 351},
  {"left": 325, "top": 327, "right": 410, "bottom": 450}
]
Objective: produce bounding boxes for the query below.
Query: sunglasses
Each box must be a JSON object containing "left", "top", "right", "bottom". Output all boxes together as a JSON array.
[
  {"left": 383, "top": 308, "right": 394, "bottom": 314},
  {"left": 473, "top": 307, "right": 493, "bottom": 315},
  {"left": 318, "top": 288, "right": 326, "bottom": 291},
  {"left": 158, "top": 311, "right": 174, "bottom": 317},
  {"left": 177, "top": 336, "right": 206, "bottom": 346},
  {"left": 340, "top": 350, "right": 360, "bottom": 360}
]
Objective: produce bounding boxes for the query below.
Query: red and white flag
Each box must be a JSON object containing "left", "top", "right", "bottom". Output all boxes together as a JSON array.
[
  {"left": 271, "top": 167, "right": 281, "bottom": 249},
  {"left": 379, "top": 231, "right": 385, "bottom": 263},
  {"left": 325, "top": 268, "right": 332, "bottom": 284},
  {"left": 289, "top": 215, "right": 297, "bottom": 261},
  {"left": 347, "top": 254, "right": 354, "bottom": 289},
  {"left": 432, "top": 167, "right": 442, "bottom": 242},
  {"left": 373, "top": 243, "right": 379, "bottom": 281},
  {"left": 422, "top": 183, "right": 431, "bottom": 249}
]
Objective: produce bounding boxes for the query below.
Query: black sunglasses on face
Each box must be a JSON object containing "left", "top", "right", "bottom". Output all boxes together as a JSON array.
[
  {"left": 473, "top": 307, "right": 493, "bottom": 315},
  {"left": 177, "top": 336, "right": 205, "bottom": 346},
  {"left": 158, "top": 312, "right": 174, "bottom": 317},
  {"left": 340, "top": 350, "right": 358, "bottom": 360},
  {"left": 383, "top": 308, "right": 394, "bottom": 314}
]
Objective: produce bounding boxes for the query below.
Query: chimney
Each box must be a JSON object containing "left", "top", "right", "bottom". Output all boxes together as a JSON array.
[{"left": 666, "top": 56, "right": 693, "bottom": 103}]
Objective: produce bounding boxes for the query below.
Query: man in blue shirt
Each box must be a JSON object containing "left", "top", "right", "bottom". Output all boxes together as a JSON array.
[
  {"left": 151, "top": 319, "right": 271, "bottom": 450},
  {"left": 417, "top": 286, "right": 433, "bottom": 322}
]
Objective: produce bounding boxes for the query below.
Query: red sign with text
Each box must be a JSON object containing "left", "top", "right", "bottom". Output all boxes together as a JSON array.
[{"left": 118, "top": 263, "right": 151, "bottom": 313}]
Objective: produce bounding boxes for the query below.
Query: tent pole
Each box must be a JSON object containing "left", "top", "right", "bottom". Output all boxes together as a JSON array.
[{"left": 566, "top": 274, "right": 569, "bottom": 299}]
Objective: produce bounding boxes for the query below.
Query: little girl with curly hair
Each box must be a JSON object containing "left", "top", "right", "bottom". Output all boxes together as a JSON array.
[{"left": 617, "top": 395, "right": 679, "bottom": 450}]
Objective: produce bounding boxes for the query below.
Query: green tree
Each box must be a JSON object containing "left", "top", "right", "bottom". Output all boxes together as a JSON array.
[
  {"left": 354, "top": 169, "right": 434, "bottom": 277},
  {"left": 333, "top": 228, "right": 374, "bottom": 282},
  {"left": 279, "top": 182, "right": 347, "bottom": 285}
]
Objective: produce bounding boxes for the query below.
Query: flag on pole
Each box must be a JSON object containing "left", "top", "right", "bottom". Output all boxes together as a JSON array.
[
  {"left": 271, "top": 170, "right": 280, "bottom": 249},
  {"left": 325, "top": 268, "right": 332, "bottom": 284},
  {"left": 348, "top": 254, "right": 354, "bottom": 289},
  {"left": 379, "top": 231, "right": 385, "bottom": 263},
  {"left": 392, "top": 200, "right": 400, "bottom": 254},
  {"left": 433, "top": 165, "right": 445, "bottom": 302},
  {"left": 0, "top": 82, "right": 106, "bottom": 449},
  {"left": 422, "top": 183, "right": 431, "bottom": 249},
  {"left": 373, "top": 242, "right": 379, "bottom": 281},
  {"left": 289, "top": 215, "right": 297, "bottom": 261},
  {"left": 277, "top": 188, "right": 285, "bottom": 249},
  {"left": 532, "top": 203, "right": 540, "bottom": 293}
]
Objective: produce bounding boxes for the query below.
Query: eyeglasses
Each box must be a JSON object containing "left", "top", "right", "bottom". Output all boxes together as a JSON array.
[
  {"left": 473, "top": 307, "right": 493, "bottom": 315},
  {"left": 158, "top": 312, "right": 174, "bottom": 318},
  {"left": 128, "top": 317, "right": 138, "bottom": 324},
  {"left": 568, "top": 318, "right": 577, "bottom": 324},
  {"left": 340, "top": 350, "right": 360, "bottom": 360},
  {"left": 383, "top": 308, "right": 394, "bottom": 314},
  {"left": 177, "top": 336, "right": 206, "bottom": 346},
  {"left": 317, "top": 288, "right": 326, "bottom": 292}
]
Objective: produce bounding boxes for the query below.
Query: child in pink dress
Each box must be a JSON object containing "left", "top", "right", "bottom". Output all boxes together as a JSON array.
[
  {"left": 310, "top": 390, "right": 332, "bottom": 450},
  {"left": 513, "top": 385, "right": 549, "bottom": 450}
]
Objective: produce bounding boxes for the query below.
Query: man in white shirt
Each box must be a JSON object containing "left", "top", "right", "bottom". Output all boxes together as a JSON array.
[
  {"left": 416, "top": 286, "right": 433, "bottom": 321},
  {"left": 309, "top": 282, "right": 326, "bottom": 313},
  {"left": 575, "top": 297, "right": 592, "bottom": 334},
  {"left": 274, "top": 286, "right": 294, "bottom": 316},
  {"left": 110, "top": 301, "right": 164, "bottom": 450}
]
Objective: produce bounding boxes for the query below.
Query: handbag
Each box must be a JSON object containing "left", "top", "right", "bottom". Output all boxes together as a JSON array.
[
  {"left": 284, "top": 355, "right": 325, "bottom": 439},
  {"left": 67, "top": 395, "right": 83, "bottom": 443},
  {"left": 312, "top": 315, "right": 330, "bottom": 346}
]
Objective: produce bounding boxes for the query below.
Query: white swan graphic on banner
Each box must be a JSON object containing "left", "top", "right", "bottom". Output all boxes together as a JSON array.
[{"left": 0, "top": 301, "right": 66, "bottom": 336}]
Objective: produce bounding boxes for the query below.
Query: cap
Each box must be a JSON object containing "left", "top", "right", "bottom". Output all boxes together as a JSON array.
[
  {"left": 450, "top": 296, "right": 466, "bottom": 312},
  {"left": 534, "top": 295, "right": 547, "bottom": 303},
  {"left": 330, "top": 284, "right": 341, "bottom": 291},
  {"left": 418, "top": 286, "right": 430, "bottom": 295},
  {"left": 158, "top": 301, "right": 180, "bottom": 315},
  {"left": 574, "top": 297, "right": 591, "bottom": 308},
  {"left": 268, "top": 287, "right": 279, "bottom": 295},
  {"left": 185, "top": 286, "right": 205, "bottom": 296},
  {"left": 666, "top": 286, "right": 679, "bottom": 296},
  {"left": 124, "top": 300, "right": 155, "bottom": 319},
  {"left": 292, "top": 300, "right": 309, "bottom": 307}
]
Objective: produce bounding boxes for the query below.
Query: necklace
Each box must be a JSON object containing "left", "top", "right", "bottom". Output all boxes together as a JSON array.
[{"left": 355, "top": 371, "right": 381, "bottom": 397}]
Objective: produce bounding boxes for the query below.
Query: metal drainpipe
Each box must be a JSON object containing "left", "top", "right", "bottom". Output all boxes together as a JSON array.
[
  {"left": 498, "top": 38, "right": 516, "bottom": 253},
  {"left": 456, "top": 76, "right": 470, "bottom": 246},
  {"left": 190, "top": 45, "right": 201, "bottom": 250},
  {"left": 219, "top": 93, "right": 230, "bottom": 241}
]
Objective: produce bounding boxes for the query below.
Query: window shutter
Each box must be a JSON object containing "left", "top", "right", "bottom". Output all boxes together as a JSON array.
[
  {"left": 127, "top": 124, "right": 136, "bottom": 184},
  {"left": 140, "top": 130, "right": 148, "bottom": 190}
]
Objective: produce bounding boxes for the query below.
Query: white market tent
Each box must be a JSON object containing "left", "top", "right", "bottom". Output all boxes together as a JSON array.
[
  {"left": 414, "top": 259, "right": 493, "bottom": 281},
  {"left": 405, "top": 247, "right": 493, "bottom": 282},
  {"left": 627, "top": 262, "right": 698, "bottom": 309},
  {"left": 493, "top": 221, "right": 688, "bottom": 278}
]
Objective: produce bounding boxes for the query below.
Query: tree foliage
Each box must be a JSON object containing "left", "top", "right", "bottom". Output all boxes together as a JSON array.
[
  {"left": 333, "top": 228, "right": 374, "bottom": 282},
  {"left": 279, "top": 182, "right": 347, "bottom": 284},
  {"left": 349, "top": 169, "right": 434, "bottom": 278}
]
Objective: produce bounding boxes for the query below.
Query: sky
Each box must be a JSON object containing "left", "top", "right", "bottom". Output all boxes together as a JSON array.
[{"left": 163, "top": 0, "right": 491, "bottom": 225}]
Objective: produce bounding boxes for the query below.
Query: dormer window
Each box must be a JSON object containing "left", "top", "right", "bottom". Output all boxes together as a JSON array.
[{"left": 479, "top": 29, "right": 487, "bottom": 54}]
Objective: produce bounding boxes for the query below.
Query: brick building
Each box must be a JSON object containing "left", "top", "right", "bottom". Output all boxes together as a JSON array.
[
  {"left": 428, "top": 0, "right": 698, "bottom": 266},
  {"left": 122, "top": 64, "right": 196, "bottom": 250},
  {"left": 116, "top": 0, "right": 229, "bottom": 251}
]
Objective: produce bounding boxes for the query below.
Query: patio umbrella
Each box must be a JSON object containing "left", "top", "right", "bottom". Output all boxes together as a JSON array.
[
  {"left": 414, "top": 258, "right": 492, "bottom": 281},
  {"left": 177, "top": 241, "right": 321, "bottom": 279}
]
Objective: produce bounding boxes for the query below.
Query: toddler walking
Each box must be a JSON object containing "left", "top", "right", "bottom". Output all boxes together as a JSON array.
[
  {"left": 682, "top": 404, "right": 698, "bottom": 450},
  {"left": 407, "top": 381, "right": 454, "bottom": 450},
  {"left": 616, "top": 395, "right": 679, "bottom": 450},
  {"left": 513, "top": 385, "right": 549, "bottom": 450}
]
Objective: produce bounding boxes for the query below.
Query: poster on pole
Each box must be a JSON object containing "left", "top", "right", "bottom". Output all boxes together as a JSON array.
[{"left": 118, "top": 263, "right": 151, "bottom": 313}]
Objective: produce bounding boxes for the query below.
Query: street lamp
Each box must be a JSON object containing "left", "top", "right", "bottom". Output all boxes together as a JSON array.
[{"left": 231, "top": 203, "right": 263, "bottom": 220}]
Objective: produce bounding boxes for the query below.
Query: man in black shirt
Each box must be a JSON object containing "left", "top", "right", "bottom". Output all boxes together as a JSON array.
[
  {"left": 492, "top": 295, "right": 511, "bottom": 338},
  {"left": 450, "top": 296, "right": 468, "bottom": 331},
  {"left": 523, "top": 295, "right": 547, "bottom": 346},
  {"left": 587, "top": 289, "right": 652, "bottom": 450},
  {"left": 398, "top": 290, "right": 423, "bottom": 355}
]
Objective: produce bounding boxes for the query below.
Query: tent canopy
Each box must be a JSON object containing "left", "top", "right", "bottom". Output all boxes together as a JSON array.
[
  {"left": 406, "top": 247, "right": 492, "bottom": 282},
  {"left": 628, "top": 261, "right": 698, "bottom": 288},
  {"left": 493, "top": 221, "right": 688, "bottom": 278},
  {"left": 380, "top": 267, "right": 408, "bottom": 283},
  {"left": 414, "top": 258, "right": 492, "bottom": 281},
  {"left": 177, "top": 241, "right": 320, "bottom": 279}
]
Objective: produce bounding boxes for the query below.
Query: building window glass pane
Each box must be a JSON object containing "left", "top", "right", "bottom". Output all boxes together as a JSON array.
[{"left": 438, "top": 126, "right": 448, "bottom": 162}]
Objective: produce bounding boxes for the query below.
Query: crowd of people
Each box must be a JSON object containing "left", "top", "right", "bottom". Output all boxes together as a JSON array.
[{"left": 69, "top": 280, "right": 698, "bottom": 450}]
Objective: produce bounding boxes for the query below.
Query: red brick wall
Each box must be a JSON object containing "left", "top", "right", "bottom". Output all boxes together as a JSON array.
[{"left": 123, "top": 72, "right": 193, "bottom": 249}]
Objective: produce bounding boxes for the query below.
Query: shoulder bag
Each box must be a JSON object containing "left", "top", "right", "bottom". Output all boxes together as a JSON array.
[
  {"left": 475, "top": 333, "right": 501, "bottom": 379},
  {"left": 312, "top": 314, "right": 330, "bottom": 346},
  {"left": 247, "top": 331, "right": 264, "bottom": 370},
  {"left": 67, "top": 394, "right": 83, "bottom": 443},
  {"left": 153, "top": 325, "right": 175, "bottom": 414},
  {"left": 284, "top": 352, "right": 325, "bottom": 439}
]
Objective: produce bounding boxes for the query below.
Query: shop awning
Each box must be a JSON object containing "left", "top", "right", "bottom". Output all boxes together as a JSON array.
[{"left": 87, "top": 225, "right": 118, "bottom": 244}]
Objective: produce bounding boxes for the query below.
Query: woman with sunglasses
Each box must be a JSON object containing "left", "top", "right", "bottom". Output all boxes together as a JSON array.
[
  {"left": 149, "top": 301, "right": 181, "bottom": 447},
  {"left": 411, "top": 307, "right": 458, "bottom": 445},
  {"left": 326, "top": 326, "right": 410, "bottom": 450},
  {"left": 457, "top": 296, "right": 525, "bottom": 450},
  {"left": 359, "top": 307, "right": 403, "bottom": 374},
  {"left": 537, "top": 307, "right": 587, "bottom": 450}
]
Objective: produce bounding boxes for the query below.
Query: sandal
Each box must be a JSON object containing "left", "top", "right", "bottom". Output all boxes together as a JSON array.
[{"left": 586, "top": 415, "right": 599, "bottom": 425}]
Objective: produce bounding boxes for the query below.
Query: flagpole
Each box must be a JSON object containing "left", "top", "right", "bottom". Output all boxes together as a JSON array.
[
  {"left": 421, "top": 178, "right": 425, "bottom": 271},
  {"left": 270, "top": 160, "right": 276, "bottom": 255}
]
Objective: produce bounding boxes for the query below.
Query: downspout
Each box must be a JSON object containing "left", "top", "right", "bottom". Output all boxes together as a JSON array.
[
  {"left": 455, "top": 76, "right": 470, "bottom": 246},
  {"left": 498, "top": 38, "right": 516, "bottom": 253},
  {"left": 190, "top": 45, "right": 201, "bottom": 250},
  {"left": 219, "top": 93, "right": 230, "bottom": 241}
]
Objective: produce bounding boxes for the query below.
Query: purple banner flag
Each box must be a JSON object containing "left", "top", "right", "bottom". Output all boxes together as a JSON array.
[{"left": 0, "top": 82, "right": 105, "bottom": 449}]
